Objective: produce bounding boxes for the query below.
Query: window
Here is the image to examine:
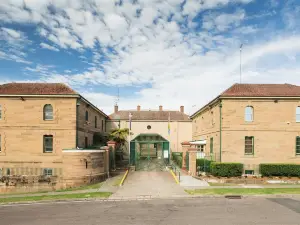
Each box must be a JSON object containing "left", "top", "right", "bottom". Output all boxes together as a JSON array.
[
  {"left": 245, "top": 106, "right": 253, "bottom": 122},
  {"left": 43, "top": 168, "right": 53, "bottom": 176},
  {"left": 197, "top": 145, "right": 204, "bottom": 152},
  {"left": 85, "top": 137, "right": 88, "bottom": 148},
  {"left": 245, "top": 170, "right": 254, "bottom": 175},
  {"left": 296, "top": 107, "right": 300, "bottom": 122},
  {"left": 102, "top": 120, "right": 104, "bottom": 131},
  {"left": 43, "top": 135, "right": 53, "bottom": 153},
  {"left": 0, "top": 105, "right": 2, "bottom": 120},
  {"left": 43, "top": 104, "right": 53, "bottom": 120},
  {"left": 245, "top": 136, "right": 254, "bottom": 155},
  {"left": 210, "top": 137, "right": 213, "bottom": 154},
  {"left": 85, "top": 111, "right": 89, "bottom": 121},
  {"left": 95, "top": 116, "right": 97, "bottom": 128},
  {"left": 296, "top": 137, "right": 300, "bottom": 155},
  {"left": 6, "top": 168, "right": 10, "bottom": 176}
]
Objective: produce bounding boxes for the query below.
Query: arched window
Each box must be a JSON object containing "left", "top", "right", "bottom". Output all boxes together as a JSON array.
[
  {"left": 85, "top": 111, "right": 89, "bottom": 121},
  {"left": 245, "top": 106, "right": 254, "bottom": 122},
  {"left": 296, "top": 107, "right": 300, "bottom": 122},
  {"left": 0, "top": 105, "right": 2, "bottom": 120},
  {"left": 43, "top": 104, "right": 53, "bottom": 120}
]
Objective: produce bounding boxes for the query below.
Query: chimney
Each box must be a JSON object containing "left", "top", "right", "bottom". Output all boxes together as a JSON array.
[
  {"left": 137, "top": 105, "right": 141, "bottom": 111},
  {"left": 114, "top": 104, "right": 118, "bottom": 113},
  {"left": 159, "top": 105, "right": 163, "bottom": 111},
  {"left": 180, "top": 106, "right": 184, "bottom": 113}
]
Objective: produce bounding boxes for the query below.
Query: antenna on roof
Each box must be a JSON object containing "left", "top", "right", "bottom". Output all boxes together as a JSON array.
[{"left": 240, "top": 44, "right": 243, "bottom": 84}]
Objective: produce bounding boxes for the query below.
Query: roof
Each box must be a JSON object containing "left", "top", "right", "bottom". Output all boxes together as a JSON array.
[
  {"left": 190, "top": 83, "right": 300, "bottom": 118},
  {"left": 109, "top": 110, "right": 190, "bottom": 121},
  {"left": 0, "top": 83, "right": 78, "bottom": 95},
  {"left": 0, "top": 82, "right": 108, "bottom": 118},
  {"left": 221, "top": 83, "right": 300, "bottom": 97}
]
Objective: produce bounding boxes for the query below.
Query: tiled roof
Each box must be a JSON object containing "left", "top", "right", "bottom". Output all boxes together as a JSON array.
[
  {"left": 109, "top": 110, "right": 190, "bottom": 121},
  {"left": 0, "top": 83, "right": 78, "bottom": 95},
  {"left": 221, "top": 83, "right": 300, "bottom": 97}
]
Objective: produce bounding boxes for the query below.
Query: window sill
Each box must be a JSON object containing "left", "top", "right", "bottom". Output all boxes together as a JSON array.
[{"left": 243, "top": 154, "right": 255, "bottom": 158}]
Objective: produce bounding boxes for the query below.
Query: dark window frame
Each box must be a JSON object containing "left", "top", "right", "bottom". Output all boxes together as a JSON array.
[
  {"left": 245, "top": 136, "right": 254, "bottom": 155},
  {"left": 296, "top": 136, "right": 300, "bottom": 155},
  {"left": 43, "top": 135, "right": 53, "bottom": 153},
  {"left": 95, "top": 116, "right": 97, "bottom": 128},
  {"left": 85, "top": 110, "right": 89, "bottom": 122},
  {"left": 101, "top": 120, "right": 104, "bottom": 131},
  {"left": 210, "top": 137, "right": 213, "bottom": 154}
]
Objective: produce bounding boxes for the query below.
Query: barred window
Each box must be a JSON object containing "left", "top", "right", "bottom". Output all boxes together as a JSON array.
[
  {"left": 43, "top": 104, "right": 53, "bottom": 120},
  {"left": 245, "top": 106, "right": 254, "bottom": 122},
  {"left": 43, "top": 168, "right": 53, "bottom": 176},
  {"left": 43, "top": 135, "right": 53, "bottom": 153},
  {"left": 245, "top": 136, "right": 254, "bottom": 155}
]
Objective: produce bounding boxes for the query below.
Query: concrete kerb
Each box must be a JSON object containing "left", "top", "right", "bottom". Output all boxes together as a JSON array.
[
  {"left": 2, "top": 194, "right": 300, "bottom": 207},
  {"left": 119, "top": 170, "right": 129, "bottom": 186}
]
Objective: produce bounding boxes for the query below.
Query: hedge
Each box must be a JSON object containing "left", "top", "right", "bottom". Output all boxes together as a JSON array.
[
  {"left": 211, "top": 163, "right": 243, "bottom": 177},
  {"left": 196, "top": 159, "right": 211, "bottom": 172},
  {"left": 172, "top": 152, "right": 183, "bottom": 168},
  {"left": 260, "top": 164, "right": 300, "bottom": 177}
]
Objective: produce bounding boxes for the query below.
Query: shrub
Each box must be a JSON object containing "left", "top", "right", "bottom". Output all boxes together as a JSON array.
[
  {"left": 260, "top": 164, "right": 300, "bottom": 177},
  {"left": 172, "top": 152, "right": 183, "bottom": 168},
  {"left": 211, "top": 163, "right": 243, "bottom": 177},
  {"left": 196, "top": 159, "right": 211, "bottom": 172}
]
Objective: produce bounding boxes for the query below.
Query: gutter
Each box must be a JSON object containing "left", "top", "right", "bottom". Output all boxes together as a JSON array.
[{"left": 219, "top": 100, "right": 222, "bottom": 162}]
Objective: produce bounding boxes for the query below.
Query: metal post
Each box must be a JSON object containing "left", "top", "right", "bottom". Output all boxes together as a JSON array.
[{"left": 240, "top": 44, "right": 243, "bottom": 84}]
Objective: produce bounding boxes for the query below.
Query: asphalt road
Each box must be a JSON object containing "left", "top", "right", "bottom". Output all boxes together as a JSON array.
[{"left": 1, "top": 197, "right": 300, "bottom": 225}]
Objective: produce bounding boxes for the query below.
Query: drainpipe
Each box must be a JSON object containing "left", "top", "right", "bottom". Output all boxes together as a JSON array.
[
  {"left": 219, "top": 100, "right": 222, "bottom": 162},
  {"left": 76, "top": 98, "right": 80, "bottom": 148}
]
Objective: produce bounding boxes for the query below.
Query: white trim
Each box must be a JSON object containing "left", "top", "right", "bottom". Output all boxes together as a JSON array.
[
  {"left": 190, "top": 140, "right": 207, "bottom": 145},
  {"left": 63, "top": 149, "right": 106, "bottom": 153}
]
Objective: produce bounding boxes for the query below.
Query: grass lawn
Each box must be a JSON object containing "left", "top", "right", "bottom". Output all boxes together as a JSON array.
[
  {"left": 0, "top": 192, "right": 112, "bottom": 204},
  {"left": 186, "top": 188, "right": 300, "bottom": 195},
  {"left": 55, "top": 182, "right": 103, "bottom": 192},
  {"left": 208, "top": 183, "right": 238, "bottom": 186}
]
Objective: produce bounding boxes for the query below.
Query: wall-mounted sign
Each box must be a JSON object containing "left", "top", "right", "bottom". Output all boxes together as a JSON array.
[{"left": 164, "top": 150, "right": 169, "bottom": 158}]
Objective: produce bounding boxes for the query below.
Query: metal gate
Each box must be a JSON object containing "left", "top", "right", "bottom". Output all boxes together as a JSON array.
[{"left": 130, "top": 134, "right": 170, "bottom": 171}]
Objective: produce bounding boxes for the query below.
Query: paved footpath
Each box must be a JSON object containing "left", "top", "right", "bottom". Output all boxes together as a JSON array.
[{"left": 111, "top": 171, "right": 188, "bottom": 199}]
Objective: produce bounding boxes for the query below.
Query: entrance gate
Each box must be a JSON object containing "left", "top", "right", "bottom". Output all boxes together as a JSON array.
[{"left": 130, "top": 134, "right": 170, "bottom": 171}]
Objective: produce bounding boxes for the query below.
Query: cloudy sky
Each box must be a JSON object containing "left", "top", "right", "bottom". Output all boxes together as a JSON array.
[{"left": 0, "top": 0, "right": 300, "bottom": 115}]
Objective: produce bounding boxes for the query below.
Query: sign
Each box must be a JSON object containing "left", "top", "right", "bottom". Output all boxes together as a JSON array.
[{"left": 164, "top": 150, "right": 169, "bottom": 158}]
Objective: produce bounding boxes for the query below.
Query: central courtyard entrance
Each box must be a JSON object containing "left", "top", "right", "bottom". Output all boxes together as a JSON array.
[{"left": 130, "top": 134, "right": 170, "bottom": 171}]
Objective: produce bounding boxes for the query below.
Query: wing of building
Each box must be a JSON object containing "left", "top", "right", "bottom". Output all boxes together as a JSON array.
[
  {"left": 0, "top": 83, "right": 109, "bottom": 192},
  {"left": 187, "top": 83, "right": 300, "bottom": 175}
]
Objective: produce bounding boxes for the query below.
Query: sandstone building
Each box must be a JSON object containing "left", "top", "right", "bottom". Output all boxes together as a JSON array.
[{"left": 190, "top": 83, "right": 300, "bottom": 174}]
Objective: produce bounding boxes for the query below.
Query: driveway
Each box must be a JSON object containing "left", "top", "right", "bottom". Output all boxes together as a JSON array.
[{"left": 111, "top": 171, "right": 188, "bottom": 198}]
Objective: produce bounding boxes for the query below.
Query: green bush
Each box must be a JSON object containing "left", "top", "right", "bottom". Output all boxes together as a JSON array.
[
  {"left": 196, "top": 159, "right": 211, "bottom": 172},
  {"left": 211, "top": 163, "right": 243, "bottom": 177},
  {"left": 172, "top": 152, "right": 183, "bottom": 168},
  {"left": 260, "top": 164, "right": 300, "bottom": 177}
]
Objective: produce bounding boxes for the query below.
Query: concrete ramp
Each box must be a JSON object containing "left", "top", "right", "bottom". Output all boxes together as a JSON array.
[{"left": 111, "top": 171, "right": 188, "bottom": 199}]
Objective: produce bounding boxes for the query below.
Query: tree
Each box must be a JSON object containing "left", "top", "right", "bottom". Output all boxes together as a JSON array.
[{"left": 109, "top": 128, "right": 131, "bottom": 152}]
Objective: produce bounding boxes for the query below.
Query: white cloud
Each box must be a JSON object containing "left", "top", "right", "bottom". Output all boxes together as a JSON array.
[
  {"left": 1, "top": 0, "right": 300, "bottom": 116},
  {"left": 40, "top": 43, "right": 60, "bottom": 51}
]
